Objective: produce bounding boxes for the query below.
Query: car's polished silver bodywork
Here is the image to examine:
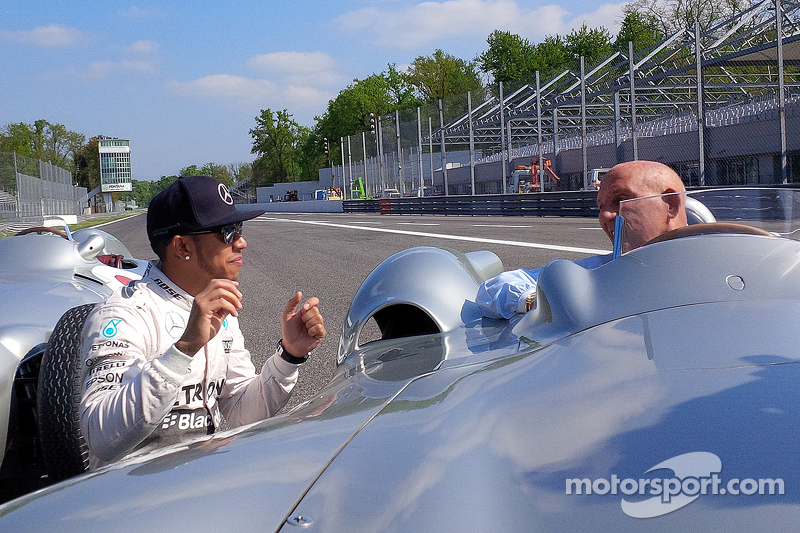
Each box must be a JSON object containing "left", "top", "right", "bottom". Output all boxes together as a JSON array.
[
  {"left": 1, "top": 190, "right": 798, "bottom": 531},
  {"left": 0, "top": 228, "right": 147, "bottom": 486}
]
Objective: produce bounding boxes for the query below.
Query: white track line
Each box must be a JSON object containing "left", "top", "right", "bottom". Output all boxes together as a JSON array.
[{"left": 255, "top": 216, "right": 609, "bottom": 255}]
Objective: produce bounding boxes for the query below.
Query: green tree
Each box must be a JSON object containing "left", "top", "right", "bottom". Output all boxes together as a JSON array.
[
  {"left": 73, "top": 136, "right": 105, "bottom": 189},
  {"left": 250, "top": 108, "right": 304, "bottom": 186},
  {"left": 534, "top": 35, "right": 571, "bottom": 76},
  {"left": 179, "top": 163, "right": 232, "bottom": 185},
  {"left": 151, "top": 175, "right": 179, "bottom": 197},
  {"left": 386, "top": 64, "right": 423, "bottom": 109},
  {"left": 316, "top": 73, "right": 396, "bottom": 159},
  {"left": 0, "top": 123, "right": 35, "bottom": 156},
  {"left": 615, "top": 8, "right": 665, "bottom": 53},
  {"left": 1, "top": 120, "right": 84, "bottom": 173},
  {"left": 404, "top": 49, "right": 483, "bottom": 103},
  {"left": 564, "top": 24, "right": 613, "bottom": 67},
  {"left": 296, "top": 132, "right": 328, "bottom": 182},
  {"left": 119, "top": 179, "right": 153, "bottom": 207},
  {"left": 477, "top": 31, "right": 537, "bottom": 87},
  {"left": 227, "top": 162, "right": 253, "bottom": 184},
  {"left": 180, "top": 164, "right": 201, "bottom": 176},
  {"left": 403, "top": 49, "right": 484, "bottom": 123},
  {"left": 626, "top": 0, "right": 755, "bottom": 36}
]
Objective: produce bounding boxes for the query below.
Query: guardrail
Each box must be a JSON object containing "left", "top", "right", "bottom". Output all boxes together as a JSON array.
[{"left": 343, "top": 191, "right": 600, "bottom": 217}]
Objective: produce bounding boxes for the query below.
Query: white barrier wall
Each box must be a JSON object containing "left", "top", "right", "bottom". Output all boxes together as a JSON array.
[{"left": 238, "top": 201, "right": 343, "bottom": 214}]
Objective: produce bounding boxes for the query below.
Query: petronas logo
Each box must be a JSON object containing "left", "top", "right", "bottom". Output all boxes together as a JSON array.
[{"left": 102, "top": 319, "right": 123, "bottom": 338}]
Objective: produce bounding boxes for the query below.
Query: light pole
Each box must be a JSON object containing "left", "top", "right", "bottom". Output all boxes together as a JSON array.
[
  {"left": 324, "top": 137, "right": 334, "bottom": 189},
  {"left": 370, "top": 113, "right": 383, "bottom": 194}
]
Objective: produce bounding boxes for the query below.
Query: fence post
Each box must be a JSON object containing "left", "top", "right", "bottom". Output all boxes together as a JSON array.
[
  {"left": 695, "top": 22, "right": 706, "bottom": 186},
  {"left": 439, "top": 99, "right": 448, "bottom": 196},
  {"left": 777, "top": 0, "right": 788, "bottom": 183}
]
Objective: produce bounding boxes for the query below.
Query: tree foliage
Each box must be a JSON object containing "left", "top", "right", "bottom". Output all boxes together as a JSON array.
[
  {"left": 615, "top": 7, "right": 666, "bottom": 53},
  {"left": 404, "top": 49, "right": 483, "bottom": 103},
  {"left": 626, "top": 0, "right": 757, "bottom": 35},
  {"left": 227, "top": 162, "right": 252, "bottom": 184},
  {"left": 73, "top": 136, "right": 104, "bottom": 189},
  {"left": 0, "top": 119, "right": 84, "bottom": 173},
  {"left": 315, "top": 71, "right": 398, "bottom": 160},
  {"left": 477, "top": 26, "right": 613, "bottom": 92},
  {"left": 250, "top": 108, "right": 312, "bottom": 186},
  {"left": 477, "top": 31, "right": 537, "bottom": 86},
  {"left": 180, "top": 162, "right": 233, "bottom": 185},
  {"left": 564, "top": 24, "right": 613, "bottom": 67}
]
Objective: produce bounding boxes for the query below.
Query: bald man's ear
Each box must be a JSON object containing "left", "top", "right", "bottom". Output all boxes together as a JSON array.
[{"left": 662, "top": 189, "right": 687, "bottom": 225}]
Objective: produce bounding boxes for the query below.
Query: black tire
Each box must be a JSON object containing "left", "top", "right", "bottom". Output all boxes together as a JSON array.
[{"left": 37, "top": 304, "right": 95, "bottom": 482}]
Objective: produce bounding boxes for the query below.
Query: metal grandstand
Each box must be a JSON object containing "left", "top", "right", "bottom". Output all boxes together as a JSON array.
[{"left": 433, "top": 0, "right": 800, "bottom": 186}]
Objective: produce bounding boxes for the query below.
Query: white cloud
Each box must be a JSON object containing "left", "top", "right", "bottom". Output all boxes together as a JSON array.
[
  {"left": 128, "top": 40, "right": 159, "bottom": 55},
  {"left": 67, "top": 59, "right": 158, "bottom": 81},
  {"left": 334, "top": 0, "right": 628, "bottom": 49},
  {"left": 163, "top": 51, "right": 342, "bottom": 122},
  {"left": 118, "top": 5, "right": 164, "bottom": 19},
  {"left": 0, "top": 25, "right": 89, "bottom": 48},
  {"left": 166, "top": 74, "right": 333, "bottom": 120},
  {"left": 247, "top": 51, "right": 345, "bottom": 87},
  {"left": 60, "top": 40, "right": 159, "bottom": 81},
  {"left": 168, "top": 75, "right": 277, "bottom": 101}
]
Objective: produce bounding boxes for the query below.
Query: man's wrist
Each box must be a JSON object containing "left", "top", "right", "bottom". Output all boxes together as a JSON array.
[
  {"left": 174, "top": 339, "right": 199, "bottom": 357},
  {"left": 277, "top": 339, "right": 310, "bottom": 364}
]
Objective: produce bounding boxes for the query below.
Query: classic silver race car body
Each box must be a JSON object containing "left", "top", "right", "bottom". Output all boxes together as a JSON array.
[
  {"left": 0, "top": 189, "right": 798, "bottom": 531},
  {"left": 0, "top": 227, "right": 147, "bottom": 495}
]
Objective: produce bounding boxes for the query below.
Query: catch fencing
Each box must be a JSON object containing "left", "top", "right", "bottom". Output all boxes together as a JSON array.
[
  {"left": 0, "top": 152, "right": 88, "bottom": 222},
  {"left": 329, "top": 1, "right": 800, "bottom": 199}
]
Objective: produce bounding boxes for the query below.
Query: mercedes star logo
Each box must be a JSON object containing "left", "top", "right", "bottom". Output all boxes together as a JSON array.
[
  {"left": 165, "top": 312, "right": 186, "bottom": 339},
  {"left": 218, "top": 183, "right": 233, "bottom": 205}
]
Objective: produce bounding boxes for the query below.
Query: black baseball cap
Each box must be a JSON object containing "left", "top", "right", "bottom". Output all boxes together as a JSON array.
[{"left": 147, "top": 175, "right": 264, "bottom": 245}]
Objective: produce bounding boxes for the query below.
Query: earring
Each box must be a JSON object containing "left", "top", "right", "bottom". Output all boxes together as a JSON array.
[{"left": 185, "top": 255, "right": 190, "bottom": 260}]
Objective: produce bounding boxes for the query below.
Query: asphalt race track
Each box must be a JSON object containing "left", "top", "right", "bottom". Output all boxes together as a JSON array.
[{"left": 101, "top": 211, "right": 610, "bottom": 411}]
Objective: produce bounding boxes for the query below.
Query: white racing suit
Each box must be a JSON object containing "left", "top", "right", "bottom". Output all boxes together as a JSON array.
[{"left": 79, "top": 261, "right": 299, "bottom": 469}]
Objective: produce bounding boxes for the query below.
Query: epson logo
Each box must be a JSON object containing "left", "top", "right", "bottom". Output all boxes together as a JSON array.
[{"left": 84, "top": 372, "right": 124, "bottom": 388}]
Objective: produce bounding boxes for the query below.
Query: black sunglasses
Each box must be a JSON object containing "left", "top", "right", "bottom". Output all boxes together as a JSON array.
[{"left": 187, "top": 222, "right": 243, "bottom": 244}]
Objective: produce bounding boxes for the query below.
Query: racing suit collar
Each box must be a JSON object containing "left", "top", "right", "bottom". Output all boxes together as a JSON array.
[{"left": 144, "top": 260, "right": 193, "bottom": 312}]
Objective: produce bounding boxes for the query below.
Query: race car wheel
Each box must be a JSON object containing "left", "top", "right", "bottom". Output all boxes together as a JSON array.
[
  {"left": 15, "top": 226, "right": 69, "bottom": 239},
  {"left": 37, "top": 304, "right": 96, "bottom": 482}
]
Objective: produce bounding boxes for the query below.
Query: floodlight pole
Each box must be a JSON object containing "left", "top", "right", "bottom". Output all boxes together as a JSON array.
[
  {"left": 695, "top": 22, "right": 706, "bottom": 186},
  {"left": 777, "top": 0, "right": 788, "bottom": 183}
]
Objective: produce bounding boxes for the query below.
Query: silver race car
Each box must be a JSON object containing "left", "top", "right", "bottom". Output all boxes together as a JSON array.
[
  {"left": 0, "top": 225, "right": 147, "bottom": 500},
  {"left": 0, "top": 189, "right": 798, "bottom": 531}
]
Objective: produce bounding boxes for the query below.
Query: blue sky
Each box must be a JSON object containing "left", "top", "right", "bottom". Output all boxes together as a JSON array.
[{"left": 1, "top": 0, "right": 627, "bottom": 181}]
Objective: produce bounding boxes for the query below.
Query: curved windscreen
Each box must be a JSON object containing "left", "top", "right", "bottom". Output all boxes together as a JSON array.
[{"left": 614, "top": 188, "right": 800, "bottom": 257}]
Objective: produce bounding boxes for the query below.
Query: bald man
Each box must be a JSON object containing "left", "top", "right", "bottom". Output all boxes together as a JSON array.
[{"left": 477, "top": 160, "right": 688, "bottom": 319}]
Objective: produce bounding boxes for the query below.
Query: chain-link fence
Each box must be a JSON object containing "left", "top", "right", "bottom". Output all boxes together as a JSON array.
[
  {"left": 0, "top": 152, "right": 88, "bottom": 222},
  {"left": 334, "top": 85, "right": 800, "bottom": 198},
  {"left": 333, "top": 0, "right": 800, "bottom": 198}
]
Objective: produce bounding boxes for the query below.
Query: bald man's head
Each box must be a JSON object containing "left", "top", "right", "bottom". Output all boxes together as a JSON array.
[{"left": 597, "top": 161, "right": 688, "bottom": 251}]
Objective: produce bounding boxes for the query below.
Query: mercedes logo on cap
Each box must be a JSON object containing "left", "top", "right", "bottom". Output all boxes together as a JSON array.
[{"left": 218, "top": 183, "right": 233, "bottom": 205}]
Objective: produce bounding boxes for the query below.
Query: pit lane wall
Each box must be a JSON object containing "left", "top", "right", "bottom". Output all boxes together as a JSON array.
[
  {"left": 236, "top": 190, "right": 601, "bottom": 217},
  {"left": 237, "top": 200, "right": 344, "bottom": 214}
]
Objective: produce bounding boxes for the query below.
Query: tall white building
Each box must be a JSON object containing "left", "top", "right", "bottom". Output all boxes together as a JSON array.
[{"left": 98, "top": 138, "right": 132, "bottom": 193}]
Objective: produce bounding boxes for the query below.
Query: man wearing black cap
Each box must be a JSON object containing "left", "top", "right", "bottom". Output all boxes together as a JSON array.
[{"left": 79, "top": 175, "right": 326, "bottom": 469}]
